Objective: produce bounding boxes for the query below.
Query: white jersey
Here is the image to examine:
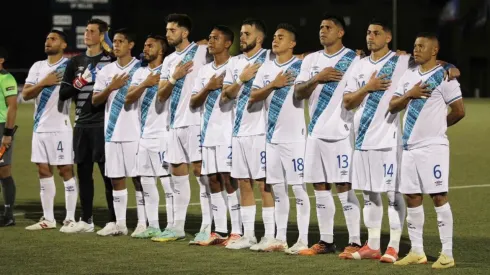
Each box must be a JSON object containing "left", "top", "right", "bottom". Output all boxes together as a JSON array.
[
  {"left": 93, "top": 58, "right": 141, "bottom": 142},
  {"left": 130, "top": 64, "right": 168, "bottom": 139},
  {"left": 160, "top": 42, "right": 209, "bottom": 129},
  {"left": 345, "top": 51, "right": 411, "bottom": 150},
  {"left": 394, "top": 65, "right": 462, "bottom": 150},
  {"left": 295, "top": 47, "right": 359, "bottom": 140},
  {"left": 252, "top": 57, "right": 305, "bottom": 143},
  {"left": 192, "top": 59, "right": 233, "bottom": 147},
  {"left": 224, "top": 48, "right": 272, "bottom": 137},
  {"left": 25, "top": 57, "right": 72, "bottom": 133}
]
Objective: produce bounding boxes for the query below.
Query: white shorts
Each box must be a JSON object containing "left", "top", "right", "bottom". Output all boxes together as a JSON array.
[
  {"left": 105, "top": 141, "right": 138, "bottom": 178},
  {"left": 231, "top": 135, "right": 266, "bottom": 180},
  {"left": 136, "top": 137, "right": 170, "bottom": 177},
  {"left": 304, "top": 136, "right": 352, "bottom": 184},
  {"left": 400, "top": 145, "right": 449, "bottom": 194},
  {"left": 167, "top": 125, "right": 201, "bottom": 164},
  {"left": 31, "top": 132, "right": 74, "bottom": 165},
  {"left": 266, "top": 142, "right": 305, "bottom": 185},
  {"left": 351, "top": 147, "right": 400, "bottom": 192},
  {"left": 201, "top": 145, "right": 232, "bottom": 175}
]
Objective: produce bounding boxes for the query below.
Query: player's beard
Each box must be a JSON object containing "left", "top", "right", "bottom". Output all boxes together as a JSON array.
[
  {"left": 240, "top": 40, "right": 257, "bottom": 53},
  {"left": 144, "top": 53, "right": 157, "bottom": 63},
  {"left": 45, "top": 47, "right": 60, "bottom": 56},
  {"left": 168, "top": 36, "right": 183, "bottom": 47}
]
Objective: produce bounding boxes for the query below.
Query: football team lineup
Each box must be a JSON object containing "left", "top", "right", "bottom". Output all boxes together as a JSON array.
[{"left": 1, "top": 11, "right": 479, "bottom": 273}]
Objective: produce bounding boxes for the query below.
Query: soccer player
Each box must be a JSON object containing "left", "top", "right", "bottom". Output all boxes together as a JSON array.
[
  {"left": 249, "top": 23, "right": 309, "bottom": 254},
  {"left": 92, "top": 28, "right": 145, "bottom": 236},
  {"left": 22, "top": 30, "right": 78, "bottom": 231},
  {"left": 389, "top": 33, "right": 465, "bottom": 269},
  {"left": 152, "top": 14, "right": 210, "bottom": 242},
  {"left": 0, "top": 47, "right": 18, "bottom": 227},
  {"left": 125, "top": 34, "right": 172, "bottom": 238},
  {"left": 221, "top": 18, "right": 276, "bottom": 250},
  {"left": 294, "top": 15, "right": 361, "bottom": 256},
  {"left": 189, "top": 25, "right": 241, "bottom": 245},
  {"left": 59, "top": 18, "right": 116, "bottom": 234}
]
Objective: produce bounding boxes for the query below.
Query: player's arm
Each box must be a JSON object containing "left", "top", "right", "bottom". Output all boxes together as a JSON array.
[
  {"left": 436, "top": 60, "right": 460, "bottom": 80},
  {"left": 344, "top": 70, "right": 391, "bottom": 110},
  {"left": 389, "top": 80, "right": 430, "bottom": 114},
  {"left": 125, "top": 72, "right": 160, "bottom": 104},
  {"left": 1, "top": 75, "right": 18, "bottom": 148},
  {"left": 22, "top": 71, "right": 63, "bottom": 101},
  {"left": 59, "top": 59, "right": 80, "bottom": 101},
  {"left": 222, "top": 63, "right": 261, "bottom": 101},
  {"left": 92, "top": 73, "right": 129, "bottom": 106},
  {"left": 294, "top": 67, "right": 343, "bottom": 100},
  {"left": 190, "top": 73, "right": 225, "bottom": 109},
  {"left": 157, "top": 61, "right": 193, "bottom": 102},
  {"left": 447, "top": 99, "right": 465, "bottom": 126},
  {"left": 249, "top": 71, "right": 295, "bottom": 104}
]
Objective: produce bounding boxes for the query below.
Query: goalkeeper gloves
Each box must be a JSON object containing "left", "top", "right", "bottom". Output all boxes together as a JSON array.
[{"left": 73, "top": 64, "right": 96, "bottom": 90}]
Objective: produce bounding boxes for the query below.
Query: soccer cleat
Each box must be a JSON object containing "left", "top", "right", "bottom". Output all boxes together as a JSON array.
[
  {"left": 131, "top": 224, "right": 147, "bottom": 238},
  {"left": 339, "top": 243, "right": 362, "bottom": 259},
  {"left": 226, "top": 236, "right": 257, "bottom": 250},
  {"left": 112, "top": 225, "right": 129, "bottom": 236},
  {"left": 432, "top": 253, "right": 455, "bottom": 269},
  {"left": 298, "top": 241, "right": 337, "bottom": 255},
  {"left": 262, "top": 239, "right": 288, "bottom": 252},
  {"left": 60, "top": 219, "right": 76, "bottom": 233},
  {"left": 250, "top": 237, "right": 274, "bottom": 251},
  {"left": 285, "top": 239, "right": 309, "bottom": 255},
  {"left": 2, "top": 216, "right": 15, "bottom": 227},
  {"left": 151, "top": 229, "right": 186, "bottom": 242},
  {"left": 189, "top": 230, "right": 210, "bottom": 245},
  {"left": 223, "top": 233, "right": 241, "bottom": 246},
  {"left": 62, "top": 220, "right": 95, "bottom": 233},
  {"left": 198, "top": 232, "right": 228, "bottom": 246},
  {"left": 394, "top": 251, "right": 428, "bottom": 266},
  {"left": 25, "top": 217, "right": 56, "bottom": 231},
  {"left": 345, "top": 243, "right": 381, "bottom": 260},
  {"left": 380, "top": 247, "right": 399, "bottom": 263},
  {"left": 133, "top": 227, "right": 161, "bottom": 239},
  {"left": 97, "top": 222, "right": 117, "bottom": 236}
]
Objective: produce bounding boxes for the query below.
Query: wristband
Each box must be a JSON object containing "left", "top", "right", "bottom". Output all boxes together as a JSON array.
[
  {"left": 169, "top": 76, "right": 177, "bottom": 85},
  {"left": 236, "top": 78, "right": 243, "bottom": 86},
  {"left": 3, "top": 128, "right": 14, "bottom": 137}
]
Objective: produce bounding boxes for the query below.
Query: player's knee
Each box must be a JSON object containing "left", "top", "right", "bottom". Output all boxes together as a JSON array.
[
  {"left": 313, "top": 182, "right": 330, "bottom": 191},
  {"left": 335, "top": 182, "right": 351, "bottom": 193},
  {"left": 37, "top": 164, "right": 52, "bottom": 178},
  {"left": 239, "top": 179, "right": 253, "bottom": 193},
  {"left": 132, "top": 177, "right": 142, "bottom": 191},
  {"left": 171, "top": 163, "right": 188, "bottom": 176},
  {"left": 405, "top": 193, "right": 423, "bottom": 207},
  {"left": 57, "top": 165, "right": 74, "bottom": 179},
  {"left": 209, "top": 177, "right": 221, "bottom": 193},
  {"left": 192, "top": 164, "right": 202, "bottom": 177},
  {"left": 430, "top": 193, "right": 448, "bottom": 207}
]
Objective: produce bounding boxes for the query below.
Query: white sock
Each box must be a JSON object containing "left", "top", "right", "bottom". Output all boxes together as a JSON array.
[
  {"left": 63, "top": 177, "right": 78, "bottom": 221},
  {"left": 172, "top": 175, "right": 190, "bottom": 232},
  {"left": 135, "top": 191, "right": 146, "bottom": 226},
  {"left": 113, "top": 189, "right": 128, "bottom": 228},
  {"left": 315, "top": 190, "right": 335, "bottom": 243},
  {"left": 272, "top": 183, "right": 289, "bottom": 242},
  {"left": 262, "top": 207, "right": 275, "bottom": 239},
  {"left": 227, "top": 191, "right": 242, "bottom": 235},
  {"left": 241, "top": 205, "right": 256, "bottom": 238},
  {"left": 141, "top": 177, "right": 159, "bottom": 229},
  {"left": 387, "top": 191, "right": 406, "bottom": 252},
  {"left": 407, "top": 205, "right": 425, "bottom": 255},
  {"left": 160, "top": 176, "right": 174, "bottom": 229},
  {"left": 292, "top": 184, "right": 310, "bottom": 245},
  {"left": 198, "top": 176, "right": 212, "bottom": 232},
  {"left": 338, "top": 190, "right": 361, "bottom": 245},
  {"left": 211, "top": 192, "right": 228, "bottom": 234},
  {"left": 363, "top": 191, "right": 383, "bottom": 250},
  {"left": 435, "top": 203, "right": 453, "bottom": 258},
  {"left": 40, "top": 177, "right": 56, "bottom": 222}
]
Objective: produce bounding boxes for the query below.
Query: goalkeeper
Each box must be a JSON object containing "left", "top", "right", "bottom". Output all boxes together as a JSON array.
[{"left": 59, "top": 18, "right": 116, "bottom": 234}]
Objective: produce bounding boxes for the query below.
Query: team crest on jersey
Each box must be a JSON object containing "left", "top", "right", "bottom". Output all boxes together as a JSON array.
[
  {"left": 403, "top": 82, "right": 410, "bottom": 92},
  {"left": 359, "top": 74, "right": 364, "bottom": 79},
  {"left": 337, "top": 60, "right": 350, "bottom": 71},
  {"left": 312, "top": 66, "right": 320, "bottom": 75},
  {"left": 78, "top": 66, "right": 85, "bottom": 71}
]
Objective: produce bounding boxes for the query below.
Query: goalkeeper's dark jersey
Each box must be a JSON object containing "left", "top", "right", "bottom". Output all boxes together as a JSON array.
[{"left": 60, "top": 52, "right": 112, "bottom": 128}]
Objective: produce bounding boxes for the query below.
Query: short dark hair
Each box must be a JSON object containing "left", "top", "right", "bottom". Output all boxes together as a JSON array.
[
  {"left": 276, "top": 23, "right": 297, "bottom": 41},
  {"left": 87, "top": 18, "right": 109, "bottom": 33},
  {"left": 147, "top": 34, "right": 168, "bottom": 51},
  {"left": 416, "top": 32, "right": 439, "bottom": 41},
  {"left": 322, "top": 14, "right": 346, "bottom": 30},
  {"left": 114, "top": 28, "right": 136, "bottom": 43},
  {"left": 0, "top": 47, "right": 8, "bottom": 60},
  {"left": 242, "top": 18, "right": 267, "bottom": 37},
  {"left": 166, "top": 14, "right": 192, "bottom": 32},
  {"left": 369, "top": 18, "right": 392, "bottom": 33},
  {"left": 50, "top": 29, "right": 68, "bottom": 43},
  {"left": 213, "top": 25, "right": 235, "bottom": 43}
]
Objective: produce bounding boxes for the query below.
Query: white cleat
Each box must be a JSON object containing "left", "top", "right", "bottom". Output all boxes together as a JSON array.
[
  {"left": 131, "top": 224, "right": 147, "bottom": 238},
  {"left": 97, "top": 222, "right": 117, "bottom": 236},
  {"left": 62, "top": 220, "right": 95, "bottom": 233},
  {"left": 262, "top": 238, "right": 289, "bottom": 252},
  {"left": 285, "top": 239, "right": 309, "bottom": 255},
  {"left": 60, "top": 219, "right": 76, "bottom": 233},
  {"left": 25, "top": 217, "right": 57, "bottom": 231},
  {"left": 226, "top": 236, "right": 257, "bottom": 250},
  {"left": 250, "top": 236, "right": 275, "bottom": 252}
]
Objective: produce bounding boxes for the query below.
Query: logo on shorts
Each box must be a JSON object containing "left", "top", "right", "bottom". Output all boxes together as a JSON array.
[
  {"left": 344, "top": 124, "right": 349, "bottom": 131},
  {"left": 340, "top": 170, "right": 348, "bottom": 176},
  {"left": 435, "top": 180, "right": 443, "bottom": 186},
  {"left": 58, "top": 155, "right": 64, "bottom": 160},
  {"left": 386, "top": 179, "right": 392, "bottom": 185},
  {"left": 316, "top": 204, "right": 325, "bottom": 209}
]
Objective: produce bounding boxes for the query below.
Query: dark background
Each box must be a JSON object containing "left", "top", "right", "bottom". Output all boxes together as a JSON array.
[{"left": 2, "top": 0, "right": 489, "bottom": 97}]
